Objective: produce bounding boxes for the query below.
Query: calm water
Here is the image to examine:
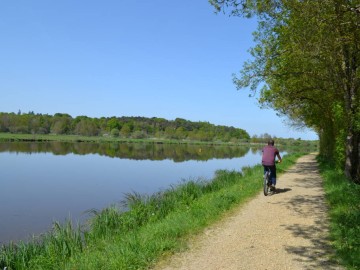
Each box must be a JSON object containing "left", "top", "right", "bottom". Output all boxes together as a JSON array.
[{"left": 0, "top": 141, "right": 270, "bottom": 244}]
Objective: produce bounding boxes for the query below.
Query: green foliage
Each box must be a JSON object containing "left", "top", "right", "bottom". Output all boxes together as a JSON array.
[
  {"left": 110, "top": 128, "right": 119, "bottom": 137},
  {"left": 107, "top": 117, "right": 121, "bottom": 131},
  {"left": 0, "top": 112, "right": 251, "bottom": 143},
  {"left": 330, "top": 102, "right": 346, "bottom": 169},
  {"left": 318, "top": 156, "right": 360, "bottom": 269},
  {"left": 210, "top": 0, "right": 360, "bottom": 182},
  {"left": 0, "top": 220, "right": 83, "bottom": 270}
]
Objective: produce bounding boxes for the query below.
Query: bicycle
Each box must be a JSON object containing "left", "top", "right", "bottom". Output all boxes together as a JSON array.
[{"left": 263, "top": 160, "right": 281, "bottom": 196}]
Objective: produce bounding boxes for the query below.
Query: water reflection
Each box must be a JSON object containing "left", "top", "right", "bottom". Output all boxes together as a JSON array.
[
  {"left": 0, "top": 141, "right": 254, "bottom": 161},
  {"left": 0, "top": 142, "right": 269, "bottom": 244}
]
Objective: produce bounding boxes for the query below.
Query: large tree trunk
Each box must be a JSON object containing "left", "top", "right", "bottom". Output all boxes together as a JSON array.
[
  {"left": 345, "top": 130, "right": 360, "bottom": 183},
  {"left": 334, "top": 0, "right": 360, "bottom": 183}
]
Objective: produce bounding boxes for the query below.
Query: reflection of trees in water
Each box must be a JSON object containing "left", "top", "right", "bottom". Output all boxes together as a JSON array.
[
  {"left": 0, "top": 142, "right": 317, "bottom": 161},
  {"left": 0, "top": 142, "right": 250, "bottom": 161}
]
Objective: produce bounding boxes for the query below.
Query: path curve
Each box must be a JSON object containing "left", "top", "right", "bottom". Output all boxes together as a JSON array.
[{"left": 154, "top": 153, "right": 343, "bottom": 270}]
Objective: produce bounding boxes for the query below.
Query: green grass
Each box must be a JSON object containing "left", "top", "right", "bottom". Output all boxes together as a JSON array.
[
  {"left": 0, "top": 133, "right": 319, "bottom": 150},
  {"left": 0, "top": 132, "right": 238, "bottom": 145},
  {"left": 0, "top": 153, "right": 305, "bottom": 270},
  {"left": 318, "top": 156, "right": 360, "bottom": 270}
]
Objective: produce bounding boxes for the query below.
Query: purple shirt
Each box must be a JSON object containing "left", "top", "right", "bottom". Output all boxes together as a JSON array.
[{"left": 262, "top": 145, "right": 279, "bottom": 166}]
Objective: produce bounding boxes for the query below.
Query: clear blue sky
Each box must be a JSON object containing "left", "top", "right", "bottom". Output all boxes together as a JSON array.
[{"left": 0, "top": 0, "right": 318, "bottom": 140}]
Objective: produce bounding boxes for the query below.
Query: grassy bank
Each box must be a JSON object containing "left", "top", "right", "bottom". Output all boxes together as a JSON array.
[
  {"left": 0, "top": 133, "right": 319, "bottom": 151},
  {"left": 0, "top": 132, "right": 241, "bottom": 145},
  {"left": 0, "top": 153, "right": 304, "bottom": 270},
  {"left": 318, "top": 157, "right": 360, "bottom": 270}
]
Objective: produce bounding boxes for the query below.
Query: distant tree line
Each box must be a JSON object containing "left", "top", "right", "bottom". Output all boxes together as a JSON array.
[
  {"left": 0, "top": 112, "right": 250, "bottom": 143},
  {"left": 249, "top": 133, "right": 316, "bottom": 147}
]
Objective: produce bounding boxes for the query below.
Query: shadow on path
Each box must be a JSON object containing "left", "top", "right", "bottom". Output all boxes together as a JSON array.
[
  {"left": 282, "top": 222, "right": 340, "bottom": 270},
  {"left": 278, "top": 156, "right": 342, "bottom": 269},
  {"left": 274, "top": 188, "right": 292, "bottom": 194}
]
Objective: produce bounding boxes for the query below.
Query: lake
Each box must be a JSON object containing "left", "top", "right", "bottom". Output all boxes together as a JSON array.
[{"left": 0, "top": 141, "right": 275, "bottom": 244}]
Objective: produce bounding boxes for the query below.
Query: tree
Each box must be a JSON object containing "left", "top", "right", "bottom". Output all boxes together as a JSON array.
[
  {"left": 110, "top": 128, "right": 120, "bottom": 137},
  {"left": 73, "top": 117, "right": 99, "bottom": 136},
  {"left": 210, "top": 0, "right": 360, "bottom": 183},
  {"left": 120, "top": 124, "right": 131, "bottom": 137},
  {"left": 51, "top": 114, "right": 72, "bottom": 134},
  {"left": 107, "top": 117, "right": 121, "bottom": 132},
  {"left": 175, "top": 127, "right": 187, "bottom": 140},
  {"left": 0, "top": 113, "right": 14, "bottom": 132}
]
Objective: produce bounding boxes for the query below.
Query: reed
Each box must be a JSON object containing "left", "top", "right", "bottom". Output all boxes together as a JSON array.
[{"left": 0, "top": 219, "right": 83, "bottom": 269}]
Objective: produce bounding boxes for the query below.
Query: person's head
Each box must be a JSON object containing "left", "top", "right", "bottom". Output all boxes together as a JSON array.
[{"left": 268, "top": 139, "right": 275, "bottom": 146}]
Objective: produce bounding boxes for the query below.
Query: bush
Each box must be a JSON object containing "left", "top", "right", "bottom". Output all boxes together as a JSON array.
[{"left": 110, "top": 128, "right": 119, "bottom": 137}]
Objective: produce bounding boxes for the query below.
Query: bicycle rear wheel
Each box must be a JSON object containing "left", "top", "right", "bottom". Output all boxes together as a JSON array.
[{"left": 263, "top": 172, "right": 270, "bottom": 196}]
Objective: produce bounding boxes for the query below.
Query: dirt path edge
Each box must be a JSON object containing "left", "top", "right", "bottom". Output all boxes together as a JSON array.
[{"left": 153, "top": 153, "right": 343, "bottom": 270}]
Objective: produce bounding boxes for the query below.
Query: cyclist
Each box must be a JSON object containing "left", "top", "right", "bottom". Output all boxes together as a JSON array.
[{"left": 262, "top": 139, "right": 282, "bottom": 191}]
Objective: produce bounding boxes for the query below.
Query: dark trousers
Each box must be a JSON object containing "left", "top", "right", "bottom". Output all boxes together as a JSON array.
[{"left": 263, "top": 165, "right": 277, "bottom": 185}]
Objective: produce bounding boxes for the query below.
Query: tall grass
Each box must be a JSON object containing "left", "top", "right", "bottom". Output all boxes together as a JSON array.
[
  {"left": 0, "top": 220, "right": 83, "bottom": 269},
  {"left": 318, "top": 156, "right": 360, "bottom": 269},
  {"left": 0, "top": 153, "right": 304, "bottom": 270}
]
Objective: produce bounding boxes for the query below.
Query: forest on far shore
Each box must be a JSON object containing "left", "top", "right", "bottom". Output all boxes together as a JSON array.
[{"left": 0, "top": 111, "right": 316, "bottom": 146}]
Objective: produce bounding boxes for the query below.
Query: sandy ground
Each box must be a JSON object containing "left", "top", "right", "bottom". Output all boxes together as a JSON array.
[{"left": 153, "top": 153, "right": 343, "bottom": 270}]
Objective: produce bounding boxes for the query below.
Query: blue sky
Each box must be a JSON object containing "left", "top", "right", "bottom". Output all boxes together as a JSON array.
[{"left": 0, "top": 0, "right": 318, "bottom": 140}]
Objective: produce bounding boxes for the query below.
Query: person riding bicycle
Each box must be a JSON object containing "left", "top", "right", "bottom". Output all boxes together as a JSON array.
[{"left": 262, "top": 139, "right": 282, "bottom": 191}]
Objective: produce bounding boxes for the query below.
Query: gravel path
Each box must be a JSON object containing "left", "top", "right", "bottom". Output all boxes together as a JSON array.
[{"left": 154, "top": 153, "right": 343, "bottom": 270}]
